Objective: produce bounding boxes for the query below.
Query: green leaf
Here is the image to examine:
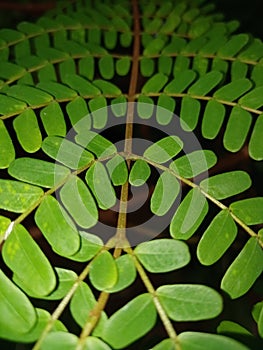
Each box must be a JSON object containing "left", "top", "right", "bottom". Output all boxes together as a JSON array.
[
  {"left": 156, "top": 94, "right": 176, "bottom": 125},
  {"left": 0, "top": 216, "right": 10, "bottom": 242},
  {"left": 221, "top": 237, "right": 263, "bottom": 299},
  {"left": 129, "top": 160, "right": 151, "bottom": 186},
  {"left": 0, "top": 94, "right": 26, "bottom": 116},
  {"left": 69, "top": 231, "right": 102, "bottom": 262},
  {"left": 197, "top": 210, "right": 238, "bottom": 265},
  {"left": 13, "top": 109, "right": 42, "bottom": 152},
  {"left": 111, "top": 96, "right": 127, "bottom": 117},
  {"left": 0, "top": 269, "right": 36, "bottom": 335},
  {"left": 66, "top": 97, "right": 91, "bottom": 132},
  {"left": 142, "top": 73, "right": 168, "bottom": 93},
  {"left": 0, "top": 119, "right": 15, "bottom": 168},
  {"left": 0, "top": 61, "right": 26, "bottom": 80},
  {"left": 93, "top": 79, "right": 121, "bottom": 95},
  {"left": 135, "top": 239, "right": 190, "bottom": 273},
  {"left": 239, "top": 86, "right": 263, "bottom": 109},
  {"left": 218, "top": 34, "right": 249, "bottom": 57},
  {"left": 85, "top": 337, "right": 112, "bottom": 350},
  {"left": 42, "top": 136, "right": 94, "bottom": 169},
  {"left": 157, "top": 284, "right": 223, "bottom": 321},
  {"left": 252, "top": 302, "right": 263, "bottom": 337},
  {"left": 137, "top": 95, "right": 154, "bottom": 119},
  {"left": 8, "top": 157, "right": 70, "bottom": 188},
  {"left": 40, "top": 101, "right": 67, "bottom": 136},
  {"left": 85, "top": 162, "right": 116, "bottom": 209},
  {"left": 180, "top": 96, "right": 201, "bottom": 131},
  {"left": 3, "top": 224, "right": 56, "bottom": 296},
  {"left": 75, "top": 130, "right": 117, "bottom": 158},
  {"left": 90, "top": 251, "right": 117, "bottom": 291},
  {"left": 41, "top": 332, "right": 78, "bottom": 350},
  {"left": 217, "top": 321, "right": 252, "bottom": 336},
  {"left": 8, "top": 85, "right": 53, "bottom": 106},
  {"left": 164, "top": 70, "right": 196, "bottom": 93},
  {"left": 105, "top": 254, "right": 136, "bottom": 293},
  {"left": 38, "top": 81, "right": 77, "bottom": 100},
  {"left": 0, "top": 308, "right": 66, "bottom": 342},
  {"left": 223, "top": 107, "right": 252, "bottom": 152},
  {"left": 152, "top": 339, "right": 176, "bottom": 350},
  {"left": 188, "top": 71, "right": 222, "bottom": 96},
  {"left": 60, "top": 176, "right": 98, "bottom": 229},
  {"left": 70, "top": 282, "right": 107, "bottom": 331},
  {"left": 140, "top": 57, "right": 155, "bottom": 77},
  {"left": 143, "top": 38, "right": 165, "bottom": 56},
  {"left": 35, "top": 195, "right": 80, "bottom": 256},
  {"left": 213, "top": 79, "right": 252, "bottom": 101},
  {"left": 170, "top": 188, "right": 208, "bottom": 240},
  {"left": 102, "top": 293, "right": 157, "bottom": 349},
  {"left": 89, "top": 96, "right": 108, "bottom": 129},
  {"left": 151, "top": 172, "right": 180, "bottom": 216},
  {"left": 200, "top": 171, "right": 251, "bottom": 200},
  {"left": 144, "top": 136, "right": 183, "bottom": 164},
  {"left": 170, "top": 150, "right": 217, "bottom": 178},
  {"left": 106, "top": 155, "right": 128, "bottom": 186},
  {"left": 99, "top": 55, "right": 115, "bottom": 79},
  {"left": 230, "top": 198, "right": 263, "bottom": 225},
  {"left": 202, "top": 100, "right": 226, "bottom": 139},
  {"left": 158, "top": 56, "right": 173, "bottom": 76},
  {"left": 249, "top": 114, "right": 263, "bottom": 160},
  {"left": 0, "top": 179, "right": 43, "bottom": 213},
  {"left": 116, "top": 57, "right": 131, "bottom": 76},
  {"left": 42, "top": 268, "right": 77, "bottom": 300},
  {"left": 63, "top": 74, "right": 100, "bottom": 96},
  {"left": 178, "top": 332, "right": 249, "bottom": 350}
]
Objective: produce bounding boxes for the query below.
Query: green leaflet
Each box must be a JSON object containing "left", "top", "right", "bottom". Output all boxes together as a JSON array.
[
  {"left": 60, "top": 176, "right": 98, "bottom": 229},
  {"left": 170, "top": 150, "right": 217, "bottom": 178},
  {"left": 0, "top": 269, "right": 36, "bottom": 335},
  {"left": 217, "top": 320, "right": 252, "bottom": 337},
  {"left": 157, "top": 284, "right": 223, "bottom": 321},
  {"left": 249, "top": 114, "right": 263, "bottom": 160},
  {"left": 42, "top": 268, "right": 77, "bottom": 300},
  {"left": 69, "top": 232, "right": 102, "bottom": 262},
  {"left": 230, "top": 198, "right": 263, "bottom": 225},
  {"left": 134, "top": 239, "right": 190, "bottom": 273},
  {"left": 221, "top": 237, "right": 263, "bottom": 299},
  {"left": 152, "top": 339, "right": 176, "bottom": 350},
  {"left": 0, "top": 216, "right": 10, "bottom": 242},
  {"left": 197, "top": 210, "right": 237, "bottom": 265},
  {"left": 223, "top": 107, "right": 252, "bottom": 152},
  {"left": 75, "top": 130, "right": 117, "bottom": 158},
  {"left": 89, "top": 96, "right": 108, "bottom": 129},
  {"left": 213, "top": 79, "right": 252, "bottom": 101},
  {"left": 144, "top": 136, "right": 183, "bottom": 164},
  {"left": 99, "top": 55, "right": 115, "bottom": 79},
  {"left": 0, "top": 179, "right": 43, "bottom": 213},
  {"left": 200, "top": 171, "right": 251, "bottom": 199},
  {"left": 35, "top": 195, "right": 80, "bottom": 257},
  {"left": 93, "top": 79, "right": 121, "bottom": 95},
  {"left": 137, "top": 95, "right": 154, "bottom": 118},
  {"left": 106, "top": 155, "right": 128, "bottom": 185},
  {"left": 239, "top": 86, "right": 263, "bottom": 109},
  {"left": 40, "top": 101, "right": 67, "bottom": 137},
  {"left": 140, "top": 57, "right": 155, "bottom": 77},
  {"left": 8, "top": 157, "right": 70, "bottom": 188},
  {"left": 164, "top": 70, "right": 196, "bottom": 93},
  {"left": 0, "top": 94, "right": 27, "bottom": 115},
  {"left": 42, "top": 136, "right": 94, "bottom": 170},
  {"left": 0, "top": 119, "right": 15, "bottom": 168},
  {"left": 142, "top": 73, "right": 168, "bottom": 93},
  {"left": 41, "top": 332, "right": 78, "bottom": 350},
  {"left": 85, "top": 162, "right": 116, "bottom": 209},
  {"left": 13, "top": 109, "right": 42, "bottom": 153},
  {"left": 151, "top": 171, "right": 180, "bottom": 216},
  {"left": 156, "top": 95, "right": 176, "bottom": 125},
  {"left": 66, "top": 97, "right": 91, "bottom": 132},
  {"left": 178, "top": 332, "right": 249, "bottom": 350},
  {"left": 218, "top": 33, "right": 249, "bottom": 57},
  {"left": 70, "top": 282, "right": 107, "bottom": 332},
  {"left": 0, "top": 308, "right": 66, "bottom": 343},
  {"left": 188, "top": 71, "right": 222, "bottom": 96},
  {"left": 180, "top": 96, "right": 201, "bottom": 131},
  {"left": 90, "top": 251, "right": 118, "bottom": 291},
  {"left": 170, "top": 188, "right": 208, "bottom": 240},
  {"left": 252, "top": 302, "right": 263, "bottom": 338},
  {"left": 111, "top": 96, "right": 127, "bottom": 117},
  {"left": 101, "top": 294, "right": 157, "bottom": 349},
  {"left": 63, "top": 74, "right": 100, "bottom": 96},
  {"left": 85, "top": 337, "right": 112, "bottom": 350},
  {"left": 3, "top": 224, "right": 56, "bottom": 297},
  {"left": 105, "top": 254, "right": 137, "bottom": 293},
  {"left": 7, "top": 85, "right": 53, "bottom": 106},
  {"left": 116, "top": 57, "right": 131, "bottom": 76},
  {"left": 0, "top": 62, "right": 26, "bottom": 80},
  {"left": 129, "top": 159, "right": 151, "bottom": 186},
  {"left": 202, "top": 100, "right": 226, "bottom": 139},
  {"left": 37, "top": 81, "right": 78, "bottom": 100}
]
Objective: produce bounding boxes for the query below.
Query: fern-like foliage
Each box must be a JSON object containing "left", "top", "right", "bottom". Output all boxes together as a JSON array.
[{"left": 0, "top": 0, "right": 263, "bottom": 349}]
